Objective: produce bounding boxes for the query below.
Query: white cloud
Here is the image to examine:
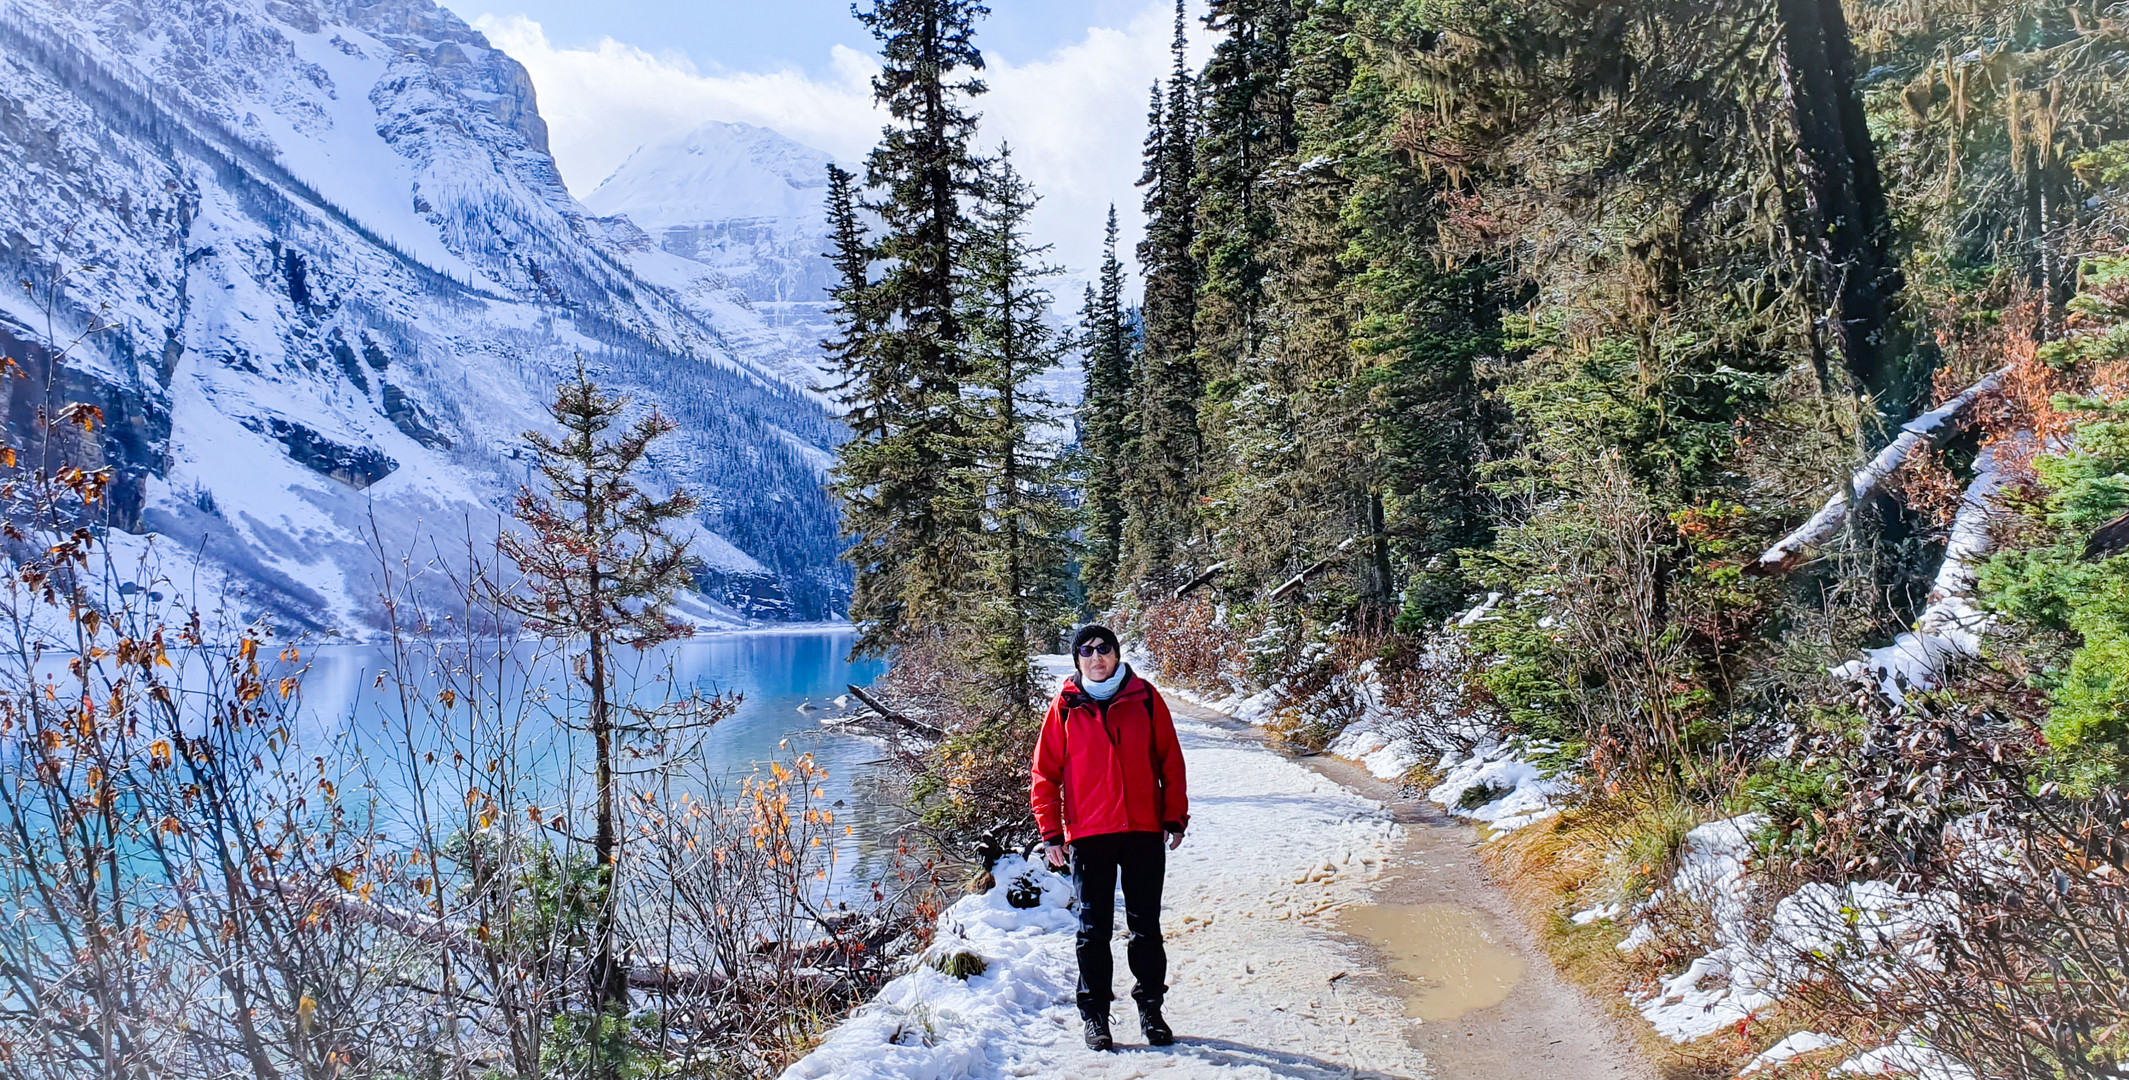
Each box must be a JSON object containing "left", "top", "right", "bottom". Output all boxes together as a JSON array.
[{"left": 475, "top": 4, "right": 1205, "bottom": 286}]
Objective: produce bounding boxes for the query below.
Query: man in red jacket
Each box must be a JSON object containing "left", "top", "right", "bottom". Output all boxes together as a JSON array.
[{"left": 1031, "top": 624, "right": 1188, "bottom": 1052}]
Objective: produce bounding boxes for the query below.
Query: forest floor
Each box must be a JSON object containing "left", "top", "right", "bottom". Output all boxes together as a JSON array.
[{"left": 783, "top": 675, "right": 1655, "bottom": 1080}]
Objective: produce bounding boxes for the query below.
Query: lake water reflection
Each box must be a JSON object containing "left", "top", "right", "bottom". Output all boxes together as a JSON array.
[{"left": 286, "top": 629, "right": 897, "bottom": 881}]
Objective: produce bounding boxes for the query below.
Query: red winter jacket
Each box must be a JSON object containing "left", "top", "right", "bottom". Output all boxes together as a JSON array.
[{"left": 1030, "top": 667, "right": 1188, "bottom": 845}]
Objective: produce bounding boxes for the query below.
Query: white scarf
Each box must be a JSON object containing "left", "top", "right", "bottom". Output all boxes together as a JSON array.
[{"left": 1081, "top": 662, "right": 1129, "bottom": 701}]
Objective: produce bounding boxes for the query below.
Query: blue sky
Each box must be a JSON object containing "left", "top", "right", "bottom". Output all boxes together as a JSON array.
[
  {"left": 441, "top": 2, "right": 1166, "bottom": 76},
  {"left": 448, "top": 1, "right": 1207, "bottom": 283}
]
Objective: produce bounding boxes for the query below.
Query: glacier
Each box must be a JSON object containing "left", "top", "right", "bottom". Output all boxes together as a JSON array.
[{"left": 0, "top": 0, "right": 850, "bottom": 632}]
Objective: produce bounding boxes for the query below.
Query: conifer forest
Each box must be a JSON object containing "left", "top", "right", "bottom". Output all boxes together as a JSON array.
[
  {"left": 6, "top": 0, "right": 2129, "bottom": 1076},
  {"left": 826, "top": 0, "right": 2129, "bottom": 1077}
]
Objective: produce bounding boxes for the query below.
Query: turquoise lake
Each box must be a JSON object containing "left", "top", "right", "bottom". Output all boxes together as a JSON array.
[{"left": 276, "top": 629, "right": 899, "bottom": 881}]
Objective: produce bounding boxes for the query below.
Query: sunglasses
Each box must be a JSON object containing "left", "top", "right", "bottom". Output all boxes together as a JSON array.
[{"left": 1075, "top": 642, "right": 1115, "bottom": 658}]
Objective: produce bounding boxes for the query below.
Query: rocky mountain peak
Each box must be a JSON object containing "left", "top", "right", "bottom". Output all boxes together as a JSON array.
[{"left": 0, "top": 0, "right": 849, "bottom": 630}]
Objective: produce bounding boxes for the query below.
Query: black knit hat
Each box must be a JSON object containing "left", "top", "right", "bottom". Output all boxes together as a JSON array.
[{"left": 1070, "top": 624, "right": 1119, "bottom": 669}]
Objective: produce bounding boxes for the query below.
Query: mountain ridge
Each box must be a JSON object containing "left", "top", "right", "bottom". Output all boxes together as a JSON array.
[{"left": 0, "top": 0, "right": 850, "bottom": 630}]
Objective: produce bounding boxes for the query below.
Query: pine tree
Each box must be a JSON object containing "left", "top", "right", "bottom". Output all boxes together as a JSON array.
[
  {"left": 1197, "top": 0, "right": 1383, "bottom": 614},
  {"left": 822, "top": 162, "right": 906, "bottom": 635},
  {"left": 833, "top": 0, "right": 992, "bottom": 654},
  {"left": 959, "top": 150, "right": 1075, "bottom": 704},
  {"left": 823, "top": 164, "right": 887, "bottom": 443},
  {"left": 1293, "top": 1, "right": 1502, "bottom": 626},
  {"left": 496, "top": 364, "right": 696, "bottom": 1032},
  {"left": 1127, "top": 3, "right": 1207, "bottom": 584},
  {"left": 1193, "top": 0, "right": 1298, "bottom": 379},
  {"left": 1189, "top": 0, "right": 1300, "bottom": 605},
  {"left": 1077, "top": 206, "right": 1134, "bottom": 605}
]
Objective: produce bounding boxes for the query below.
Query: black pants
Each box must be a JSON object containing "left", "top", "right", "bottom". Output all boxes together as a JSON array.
[{"left": 1070, "top": 831, "right": 1167, "bottom": 1015}]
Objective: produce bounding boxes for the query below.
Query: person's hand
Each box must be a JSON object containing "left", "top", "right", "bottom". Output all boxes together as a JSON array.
[
  {"left": 1167, "top": 831, "right": 1184, "bottom": 851},
  {"left": 1045, "top": 843, "right": 1068, "bottom": 869}
]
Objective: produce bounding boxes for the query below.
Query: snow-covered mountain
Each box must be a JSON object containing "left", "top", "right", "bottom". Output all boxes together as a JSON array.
[
  {"left": 584, "top": 121, "right": 843, "bottom": 391},
  {"left": 585, "top": 119, "right": 1098, "bottom": 423},
  {"left": 0, "top": 0, "right": 847, "bottom": 629}
]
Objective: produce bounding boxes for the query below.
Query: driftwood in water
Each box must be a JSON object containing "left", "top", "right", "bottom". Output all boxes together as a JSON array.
[
  {"left": 1757, "top": 367, "right": 2006, "bottom": 572},
  {"left": 845, "top": 683, "right": 946, "bottom": 740}
]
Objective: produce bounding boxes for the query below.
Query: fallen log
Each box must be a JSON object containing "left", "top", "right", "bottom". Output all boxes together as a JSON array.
[
  {"left": 1757, "top": 367, "right": 2006, "bottom": 573},
  {"left": 1830, "top": 443, "right": 2006, "bottom": 706},
  {"left": 267, "top": 877, "right": 844, "bottom": 996},
  {"left": 1268, "top": 538, "right": 1359, "bottom": 602},
  {"left": 845, "top": 684, "right": 945, "bottom": 740},
  {"left": 1174, "top": 562, "right": 1227, "bottom": 600}
]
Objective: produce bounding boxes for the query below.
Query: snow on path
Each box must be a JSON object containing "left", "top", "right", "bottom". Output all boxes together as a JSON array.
[{"left": 784, "top": 703, "right": 1428, "bottom": 1080}]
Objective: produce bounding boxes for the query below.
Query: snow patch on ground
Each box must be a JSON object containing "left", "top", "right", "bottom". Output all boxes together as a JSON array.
[
  {"left": 1324, "top": 716, "right": 1425, "bottom": 781},
  {"left": 1833, "top": 1031, "right": 1979, "bottom": 1080},
  {"left": 1623, "top": 814, "right": 1780, "bottom": 1042},
  {"left": 1740, "top": 1031, "right": 1842, "bottom": 1074},
  {"left": 1606, "top": 815, "right": 1968, "bottom": 1075},
  {"left": 782, "top": 856, "right": 1081, "bottom": 1080},
  {"left": 1427, "top": 744, "right": 1572, "bottom": 831}
]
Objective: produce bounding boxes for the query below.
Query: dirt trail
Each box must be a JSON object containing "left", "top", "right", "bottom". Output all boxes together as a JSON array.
[
  {"left": 788, "top": 692, "right": 1658, "bottom": 1080},
  {"left": 1175, "top": 699, "right": 1657, "bottom": 1080}
]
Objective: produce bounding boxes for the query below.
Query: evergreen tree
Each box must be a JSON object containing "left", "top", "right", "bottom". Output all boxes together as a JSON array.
[
  {"left": 1199, "top": 0, "right": 1380, "bottom": 615},
  {"left": 1289, "top": 1, "right": 1504, "bottom": 626},
  {"left": 823, "top": 164, "right": 886, "bottom": 444},
  {"left": 1127, "top": 2, "right": 1207, "bottom": 584},
  {"left": 822, "top": 162, "right": 904, "bottom": 633},
  {"left": 832, "top": 0, "right": 992, "bottom": 654},
  {"left": 958, "top": 150, "right": 1076, "bottom": 704},
  {"left": 1192, "top": 0, "right": 1298, "bottom": 379},
  {"left": 496, "top": 365, "right": 696, "bottom": 1035},
  {"left": 1077, "top": 206, "right": 1134, "bottom": 605}
]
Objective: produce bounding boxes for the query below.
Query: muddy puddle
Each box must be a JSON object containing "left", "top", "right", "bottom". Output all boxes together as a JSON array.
[{"left": 1338, "top": 902, "right": 1526, "bottom": 1021}]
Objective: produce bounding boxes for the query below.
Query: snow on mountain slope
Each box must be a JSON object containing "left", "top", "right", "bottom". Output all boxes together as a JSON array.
[
  {"left": 584, "top": 121, "right": 844, "bottom": 393},
  {"left": 0, "top": 0, "right": 847, "bottom": 629},
  {"left": 586, "top": 121, "right": 837, "bottom": 231},
  {"left": 583, "top": 119, "right": 1092, "bottom": 420}
]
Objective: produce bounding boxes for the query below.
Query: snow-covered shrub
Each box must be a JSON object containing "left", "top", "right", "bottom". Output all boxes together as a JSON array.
[{"left": 1777, "top": 696, "right": 2129, "bottom": 1080}]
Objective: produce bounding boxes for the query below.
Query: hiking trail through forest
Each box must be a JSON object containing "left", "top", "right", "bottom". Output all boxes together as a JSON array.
[{"left": 786, "top": 686, "right": 1654, "bottom": 1080}]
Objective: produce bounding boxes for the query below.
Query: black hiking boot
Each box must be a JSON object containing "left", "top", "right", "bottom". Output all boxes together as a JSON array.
[
  {"left": 1139, "top": 1002, "right": 1174, "bottom": 1047},
  {"left": 1082, "top": 1011, "right": 1114, "bottom": 1051}
]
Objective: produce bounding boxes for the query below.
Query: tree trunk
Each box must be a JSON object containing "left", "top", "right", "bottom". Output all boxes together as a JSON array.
[
  {"left": 588, "top": 615, "right": 628, "bottom": 1080},
  {"left": 2027, "top": 140, "right": 2073, "bottom": 333},
  {"left": 1776, "top": 0, "right": 1905, "bottom": 415},
  {"left": 1368, "top": 490, "right": 1393, "bottom": 616}
]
